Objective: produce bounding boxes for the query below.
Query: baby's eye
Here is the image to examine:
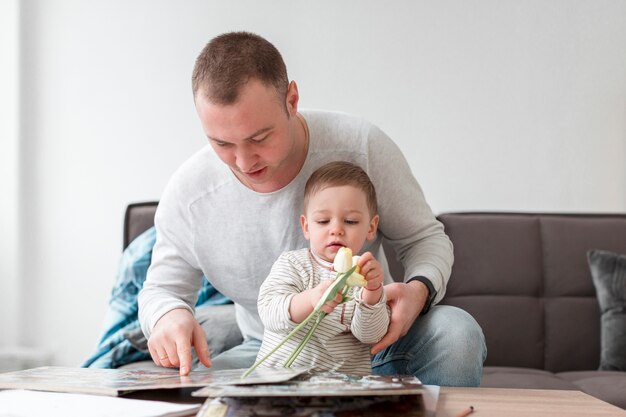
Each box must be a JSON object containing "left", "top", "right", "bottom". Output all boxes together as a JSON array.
[
  {"left": 345, "top": 219, "right": 359, "bottom": 225},
  {"left": 316, "top": 220, "right": 330, "bottom": 225}
]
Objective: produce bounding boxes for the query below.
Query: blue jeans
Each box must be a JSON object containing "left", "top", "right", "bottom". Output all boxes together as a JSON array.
[
  {"left": 204, "top": 305, "right": 487, "bottom": 387},
  {"left": 371, "top": 305, "right": 486, "bottom": 386}
]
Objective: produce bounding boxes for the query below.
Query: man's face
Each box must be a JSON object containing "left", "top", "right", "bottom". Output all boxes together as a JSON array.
[
  {"left": 195, "top": 79, "right": 302, "bottom": 193},
  {"left": 301, "top": 185, "right": 379, "bottom": 263}
]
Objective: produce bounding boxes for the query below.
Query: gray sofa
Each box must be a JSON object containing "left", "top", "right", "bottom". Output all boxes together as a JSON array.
[
  {"left": 124, "top": 204, "right": 626, "bottom": 408},
  {"left": 426, "top": 212, "right": 626, "bottom": 409}
]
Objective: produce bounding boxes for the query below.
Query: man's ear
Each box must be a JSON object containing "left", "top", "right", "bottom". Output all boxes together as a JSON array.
[
  {"left": 367, "top": 214, "right": 380, "bottom": 240},
  {"left": 300, "top": 214, "right": 310, "bottom": 240},
  {"left": 286, "top": 80, "right": 299, "bottom": 117}
]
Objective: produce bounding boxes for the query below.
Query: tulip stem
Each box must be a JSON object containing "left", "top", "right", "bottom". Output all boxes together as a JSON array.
[
  {"left": 284, "top": 312, "right": 326, "bottom": 368},
  {"left": 241, "top": 265, "right": 357, "bottom": 379},
  {"left": 241, "top": 309, "right": 318, "bottom": 379}
]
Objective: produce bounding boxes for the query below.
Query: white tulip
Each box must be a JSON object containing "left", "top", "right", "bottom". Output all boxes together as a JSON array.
[
  {"left": 333, "top": 248, "right": 366, "bottom": 287},
  {"left": 333, "top": 247, "right": 353, "bottom": 273}
]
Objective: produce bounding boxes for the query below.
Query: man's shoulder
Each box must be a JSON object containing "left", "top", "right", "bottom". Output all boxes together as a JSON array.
[
  {"left": 165, "top": 145, "right": 233, "bottom": 199},
  {"left": 301, "top": 110, "right": 396, "bottom": 166},
  {"left": 176, "top": 144, "right": 224, "bottom": 177},
  {"left": 301, "top": 109, "right": 374, "bottom": 133}
]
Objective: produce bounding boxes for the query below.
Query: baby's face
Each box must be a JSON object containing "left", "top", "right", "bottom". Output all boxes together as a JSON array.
[{"left": 301, "top": 185, "right": 378, "bottom": 263}]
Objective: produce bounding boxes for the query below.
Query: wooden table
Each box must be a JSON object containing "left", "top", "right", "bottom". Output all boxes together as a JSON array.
[
  {"left": 436, "top": 387, "right": 626, "bottom": 417},
  {"left": 128, "top": 386, "right": 626, "bottom": 416}
]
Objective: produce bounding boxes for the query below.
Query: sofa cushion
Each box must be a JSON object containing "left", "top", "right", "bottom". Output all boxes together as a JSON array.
[
  {"left": 539, "top": 216, "right": 626, "bottom": 372},
  {"left": 447, "top": 296, "right": 544, "bottom": 368},
  {"left": 439, "top": 213, "right": 626, "bottom": 374},
  {"left": 587, "top": 250, "right": 626, "bottom": 372},
  {"left": 481, "top": 366, "right": 578, "bottom": 390},
  {"left": 544, "top": 297, "right": 600, "bottom": 372},
  {"left": 440, "top": 214, "right": 543, "bottom": 297},
  {"left": 439, "top": 214, "right": 545, "bottom": 368},
  {"left": 558, "top": 370, "right": 626, "bottom": 409}
]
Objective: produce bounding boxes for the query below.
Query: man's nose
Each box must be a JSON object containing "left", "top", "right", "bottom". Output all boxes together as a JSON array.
[{"left": 235, "top": 147, "right": 256, "bottom": 172}]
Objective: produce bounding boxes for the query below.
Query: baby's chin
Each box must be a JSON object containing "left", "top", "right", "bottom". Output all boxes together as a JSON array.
[{"left": 317, "top": 247, "right": 340, "bottom": 263}]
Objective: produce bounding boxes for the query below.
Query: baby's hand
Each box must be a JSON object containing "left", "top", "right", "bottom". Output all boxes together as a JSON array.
[
  {"left": 311, "top": 280, "right": 343, "bottom": 314},
  {"left": 357, "top": 252, "right": 384, "bottom": 304}
]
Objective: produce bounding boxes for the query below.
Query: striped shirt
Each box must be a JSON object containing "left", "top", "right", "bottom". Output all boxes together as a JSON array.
[{"left": 256, "top": 248, "right": 390, "bottom": 376}]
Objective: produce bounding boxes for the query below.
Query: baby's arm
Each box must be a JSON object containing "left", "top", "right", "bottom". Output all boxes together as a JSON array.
[
  {"left": 357, "top": 252, "right": 385, "bottom": 305},
  {"left": 257, "top": 253, "right": 343, "bottom": 332},
  {"left": 351, "top": 252, "right": 391, "bottom": 344},
  {"left": 257, "top": 255, "right": 305, "bottom": 333},
  {"left": 351, "top": 289, "right": 391, "bottom": 345},
  {"left": 289, "top": 280, "right": 343, "bottom": 323}
]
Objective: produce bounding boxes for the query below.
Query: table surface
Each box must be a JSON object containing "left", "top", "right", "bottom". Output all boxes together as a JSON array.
[
  {"left": 135, "top": 386, "right": 625, "bottom": 417},
  {"left": 436, "top": 387, "right": 626, "bottom": 417}
]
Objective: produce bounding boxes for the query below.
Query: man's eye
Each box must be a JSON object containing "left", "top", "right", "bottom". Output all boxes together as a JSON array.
[
  {"left": 214, "top": 141, "right": 230, "bottom": 148},
  {"left": 252, "top": 134, "right": 270, "bottom": 144}
]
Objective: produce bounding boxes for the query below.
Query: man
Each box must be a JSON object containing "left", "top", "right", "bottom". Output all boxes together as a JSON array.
[{"left": 138, "top": 31, "right": 486, "bottom": 386}]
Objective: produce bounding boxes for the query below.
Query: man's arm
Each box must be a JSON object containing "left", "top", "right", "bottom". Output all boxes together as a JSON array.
[
  {"left": 365, "top": 124, "right": 454, "bottom": 352},
  {"left": 366, "top": 125, "right": 453, "bottom": 301},
  {"left": 137, "top": 174, "right": 207, "bottom": 375}
]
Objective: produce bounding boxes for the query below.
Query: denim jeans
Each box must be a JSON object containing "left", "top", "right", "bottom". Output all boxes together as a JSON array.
[
  {"left": 203, "top": 305, "right": 486, "bottom": 387},
  {"left": 371, "top": 305, "right": 486, "bottom": 386}
]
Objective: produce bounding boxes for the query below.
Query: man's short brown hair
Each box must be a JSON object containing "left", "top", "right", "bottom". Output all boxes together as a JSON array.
[
  {"left": 192, "top": 31, "right": 289, "bottom": 105},
  {"left": 304, "top": 161, "right": 378, "bottom": 218}
]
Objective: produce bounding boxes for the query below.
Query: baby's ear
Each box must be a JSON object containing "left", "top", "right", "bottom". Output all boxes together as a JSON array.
[
  {"left": 367, "top": 214, "right": 380, "bottom": 240},
  {"left": 300, "top": 214, "right": 311, "bottom": 240}
]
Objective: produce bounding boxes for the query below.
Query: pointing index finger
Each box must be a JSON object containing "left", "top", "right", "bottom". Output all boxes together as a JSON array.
[{"left": 177, "top": 341, "right": 193, "bottom": 376}]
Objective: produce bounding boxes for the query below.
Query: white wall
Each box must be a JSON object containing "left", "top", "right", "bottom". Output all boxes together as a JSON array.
[
  {"left": 5, "top": 0, "right": 626, "bottom": 366},
  {"left": 0, "top": 0, "right": 20, "bottom": 348}
]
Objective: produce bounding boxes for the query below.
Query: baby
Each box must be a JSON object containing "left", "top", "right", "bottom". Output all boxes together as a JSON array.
[{"left": 255, "top": 161, "right": 390, "bottom": 375}]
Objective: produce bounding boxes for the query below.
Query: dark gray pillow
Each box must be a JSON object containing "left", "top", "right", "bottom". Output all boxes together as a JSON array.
[{"left": 587, "top": 249, "right": 626, "bottom": 371}]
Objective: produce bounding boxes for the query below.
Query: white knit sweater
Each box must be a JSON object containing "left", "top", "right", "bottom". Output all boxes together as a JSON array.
[{"left": 138, "top": 110, "right": 453, "bottom": 342}]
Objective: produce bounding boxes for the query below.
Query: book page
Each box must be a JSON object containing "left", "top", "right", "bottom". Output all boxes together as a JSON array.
[
  {"left": 0, "top": 390, "right": 200, "bottom": 417},
  {"left": 0, "top": 366, "right": 310, "bottom": 396}
]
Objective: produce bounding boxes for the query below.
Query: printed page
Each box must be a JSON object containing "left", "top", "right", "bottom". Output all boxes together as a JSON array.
[{"left": 0, "top": 389, "right": 200, "bottom": 417}]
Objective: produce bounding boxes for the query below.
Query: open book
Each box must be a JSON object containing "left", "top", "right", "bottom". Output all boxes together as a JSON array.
[
  {"left": 0, "top": 389, "right": 201, "bottom": 417},
  {"left": 193, "top": 372, "right": 423, "bottom": 397},
  {"left": 0, "top": 366, "right": 310, "bottom": 396}
]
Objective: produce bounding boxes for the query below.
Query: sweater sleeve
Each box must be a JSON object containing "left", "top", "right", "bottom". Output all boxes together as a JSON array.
[
  {"left": 137, "top": 172, "right": 204, "bottom": 339},
  {"left": 351, "top": 289, "right": 391, "bottom": 345},
  {"left": 366, "top": 126, "right": 454, "bottom": 304},
  {"left": 257, "top": 253, "right": 306, "bottom": 333}
]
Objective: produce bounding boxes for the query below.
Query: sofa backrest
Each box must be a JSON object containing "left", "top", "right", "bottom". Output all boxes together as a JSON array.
[
  {"left": 436, "top": 212, "right": 626, "bottom": 372},
  {"left": 123, "top": 202, "right": 159, "bottom": 249},
  {"left": 123, "top": 204, "right": 626, "bottom": 372}
]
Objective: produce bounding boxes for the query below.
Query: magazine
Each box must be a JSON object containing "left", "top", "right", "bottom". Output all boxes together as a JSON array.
[
  {"left": 196, "top": 395, "right": 425, "bottom": 417},
  {"left": 0, "top": 389, "right": 201, "bottom": 417},
  {"left": 192, "top": 372, "right": 423, "bottom": 398},
  {"left": 0, "top": 366, "right": 310, "bottom": 396}
]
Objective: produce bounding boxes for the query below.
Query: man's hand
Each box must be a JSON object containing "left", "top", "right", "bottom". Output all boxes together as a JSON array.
[
  {"left": 147, "top": 308, "right": 211, "bottom": 376},
  {"left": 370, "top": 280, "right": 429, "bottom": 355}
]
